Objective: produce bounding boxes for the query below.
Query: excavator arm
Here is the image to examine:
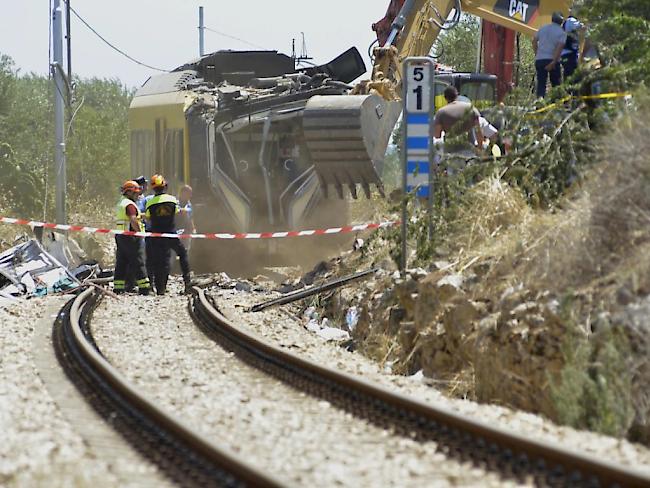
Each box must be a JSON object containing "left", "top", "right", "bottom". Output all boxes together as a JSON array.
[
  {"left": 304, "top": 0, "right": 572, "bottom": 198},
  {"left": 370, "top": 0, "right": 573, "bottom": 98}
]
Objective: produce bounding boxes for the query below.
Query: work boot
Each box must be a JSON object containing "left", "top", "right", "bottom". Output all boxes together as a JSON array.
[
  {"left": 183, "top": 275, "right": 193, "bottom": 295},
  {"left": 138, "top": 288, "right": 151, "bottom": 296}
]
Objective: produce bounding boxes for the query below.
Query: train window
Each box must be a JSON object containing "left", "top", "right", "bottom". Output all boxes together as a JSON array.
[
  {"left": 154, "top": 119, "right": 166, "bottom": 174},
  {"left": 164, "top": 129, "right": 184, "bottom": 191},
  {"left": 130, "top": 130, "right": 153, "bottom": 179},
  {"left": 207, "top": 121, "right": 217, "bottom": 189}
]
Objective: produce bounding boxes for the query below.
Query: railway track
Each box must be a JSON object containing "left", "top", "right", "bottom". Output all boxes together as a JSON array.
[
  {"left": 54, "top": 287, "right": 283, "bottom": 488},
  {"left": 190, "top": 287, "right": 650, "bottom": 488}
]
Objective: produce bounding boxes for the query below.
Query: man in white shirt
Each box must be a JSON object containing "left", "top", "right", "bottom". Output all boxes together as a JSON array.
[
  {"left": 533, "top": 12, "right": 567, "bottom": 98},
  {"left": 561, "top": 14, "right": 584, "bottom": 80}
]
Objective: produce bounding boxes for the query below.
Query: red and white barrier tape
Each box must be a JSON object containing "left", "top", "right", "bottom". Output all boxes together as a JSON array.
[{"left": 0, "top": 216, "right": 398, "bottom": 240}]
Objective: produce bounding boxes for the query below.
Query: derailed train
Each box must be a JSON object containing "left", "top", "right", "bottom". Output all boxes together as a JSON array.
[{"left": 129, "top": 48, "right": 400, "bottom": 269}]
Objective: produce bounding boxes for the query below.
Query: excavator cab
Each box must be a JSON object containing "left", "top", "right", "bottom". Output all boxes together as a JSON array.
[{"left": 434, "top": 72, "right": 497, "bottom": 111}]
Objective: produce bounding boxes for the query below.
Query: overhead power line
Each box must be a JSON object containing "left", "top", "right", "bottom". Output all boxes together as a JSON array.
[
  {"left": 64, "top": 1, "right": 168, "bottom": 72},
  {"left": 204, "top": 26, "right": 266, "bottom": 50}
]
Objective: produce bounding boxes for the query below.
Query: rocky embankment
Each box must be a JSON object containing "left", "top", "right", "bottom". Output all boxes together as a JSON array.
[
  {"left": 366, "top": 267, "right": 646, "bottom": 443},
  {"left": 321, "top": 142, "right": 650, "bottom": 447}
]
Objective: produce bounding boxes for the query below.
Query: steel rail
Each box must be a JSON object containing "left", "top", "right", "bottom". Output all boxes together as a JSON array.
[
  {"left": 57, "top": 288, "right": 284, "bottom": 488},
  {"left": 249, "top": 268, "right": 378, "bottom": 312},
  {"left": 193, "top": 287, "right": 650, "bottom": 488}
]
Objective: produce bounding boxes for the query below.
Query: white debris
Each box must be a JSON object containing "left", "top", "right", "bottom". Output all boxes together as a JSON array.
[
  {"left": 436, "top": 274, "right": 464, "bottom": 289},
  {"left": 345, "top": 307, "right": 359, "bottom": 332},
  {"left": 316, "top": 326, "right": 350, "bottom": 342},
  {"left": 306, "top": 319, "right": 321, "bottom": 333}
]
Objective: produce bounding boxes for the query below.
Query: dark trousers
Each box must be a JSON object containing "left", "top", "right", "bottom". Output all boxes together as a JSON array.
[
  {"left": 145, "top": 237, "right": 155, "bottom": 285},
  {"left": 146, "top": 237, "right": 190, "bottom": 294},
  {"left": 170, "top": 238, "right": 191, "bottom": 278},
  {"left": 535, "top": 59, "right": 562, "bottom": 98},
  {"left": 169, "top": 239, "right": 191, "bottom": 278},
  {"left": 124, "top": 239, "right": 145, "bottom": 291},
  {"left": 114, "top": 235, "right": 149, "bottom": 292},
  {"left": 561, "top": 54, "right": 578, "bottom": 81}
]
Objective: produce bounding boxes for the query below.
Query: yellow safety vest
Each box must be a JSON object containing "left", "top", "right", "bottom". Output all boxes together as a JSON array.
[
  {"left": 115, "top": 197, "right": 143, "bottom": 232},
  {"left": 144, "top": 193, "right": 180, "bottom": 217}
]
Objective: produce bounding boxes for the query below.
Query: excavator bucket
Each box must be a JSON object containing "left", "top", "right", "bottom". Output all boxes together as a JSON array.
[{"left": 303, "top": 94, "right": 402, "bottom": 198}]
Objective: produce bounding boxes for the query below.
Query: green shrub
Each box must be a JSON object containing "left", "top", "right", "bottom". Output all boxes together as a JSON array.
[{"left": 551, "top": 324, "right": 634, "bottom": 437}]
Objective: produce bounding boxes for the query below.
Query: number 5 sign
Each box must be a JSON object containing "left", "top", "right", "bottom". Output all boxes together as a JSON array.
[{"left": 400, "top": 57, "right": 435, "bottom": 272}]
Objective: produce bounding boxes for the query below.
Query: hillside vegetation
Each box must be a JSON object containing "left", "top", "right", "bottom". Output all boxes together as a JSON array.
[{"left": 333, "top": 0, "right": 650, "bottom": 444}]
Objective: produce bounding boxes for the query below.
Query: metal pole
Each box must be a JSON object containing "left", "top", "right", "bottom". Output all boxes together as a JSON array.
[
  {"left": 475, "top": 18, "right": 483, "bottom": 73},
  {"left": 400, "top": 63, "right": 408, "bottom": 274},
  {"left": 66, "top": 0, "right": 72, "bottom": 81},
  {"left": 198, "top": 6, "right": 205, "bottom": 57},
  {"left": 52, "top": 0, "right": 67, "bottom": 224}
]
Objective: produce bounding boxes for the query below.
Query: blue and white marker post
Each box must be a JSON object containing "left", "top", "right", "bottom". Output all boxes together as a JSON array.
[{"left": 401, "top": 57, "right": 435, "bottom": 272}]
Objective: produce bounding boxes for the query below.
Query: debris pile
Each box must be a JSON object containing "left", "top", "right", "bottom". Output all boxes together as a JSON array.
[
  {"left": 0, "top": 232, "right": 108, "bottom": 306},
  {"left": 0, "top": 239, "right": 80, "bottom": 304}
]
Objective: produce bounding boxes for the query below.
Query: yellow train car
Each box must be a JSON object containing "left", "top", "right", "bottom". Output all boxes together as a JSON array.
[{"left": 129, "top": 72, "right": 195, "bottom": 194}]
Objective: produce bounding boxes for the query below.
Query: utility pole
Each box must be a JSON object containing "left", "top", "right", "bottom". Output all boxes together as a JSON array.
[
  {"left": 65, "top": 0, "right": 72, "bottom": 80},
  {"left": 198, "top": 6, "right": 205, "bottom": 57},
  {"left": 52, "top": 0, "right": 67, "bottom": 224},
  {"left": 475, "top": 18, "right": 482, "bottom": 73}
]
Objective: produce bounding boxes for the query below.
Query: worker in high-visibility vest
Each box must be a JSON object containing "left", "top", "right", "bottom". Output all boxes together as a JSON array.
[
  {"left": 145, "top": 174, "right": 191, "bottom": 295},
  {"left": 113, "top": 180, "right": 151, "bottom": 295}
]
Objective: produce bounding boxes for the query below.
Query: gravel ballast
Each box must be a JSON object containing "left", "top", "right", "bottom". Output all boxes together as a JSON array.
[
  {"left": 0, "top": 297, "right": 113, "bottom": 487},
  {"left": 213, "top": 283, "right": 650, "bottom": 475},
  {"left": 92, "top": 284, "right": 515, "bottom": 487},
  {"left": 0, "top": 296, "right": 170, "bottom": 488}
]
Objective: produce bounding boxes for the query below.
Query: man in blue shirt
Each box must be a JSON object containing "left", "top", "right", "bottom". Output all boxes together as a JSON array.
[
  {"left": 170, "top": 185, "right": 195, "bottom": 273},
  {"left": 134, "top": 176, "right": 153, "bottom": 224}
]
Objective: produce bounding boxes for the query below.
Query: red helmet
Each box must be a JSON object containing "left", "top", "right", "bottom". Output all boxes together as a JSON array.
[
  {"left": 151, "top": 174, "right": 167, "bottom": 189},
  {"left": 121, "top": 180, "right": 141, "bottom": 195}
]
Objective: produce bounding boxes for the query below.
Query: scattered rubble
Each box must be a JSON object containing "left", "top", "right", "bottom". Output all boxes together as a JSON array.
[
  {"left": 0, "top": 239, "right": 80, "bottom": 305},
  {"left": 0, "top": 230, "right": 112, "bottom": 306}
]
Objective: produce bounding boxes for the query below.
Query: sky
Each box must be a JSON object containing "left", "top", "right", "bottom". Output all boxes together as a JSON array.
[{"left": 2, "top": 1, "right": 384, "bottom": 88}]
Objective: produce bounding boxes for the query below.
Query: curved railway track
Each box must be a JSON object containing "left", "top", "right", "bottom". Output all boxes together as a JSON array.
[
  {"left": 54, "top": 287, "right": 283, "bottom": 488},
  {"left": 190, "top": 287, "right": 650, "bottom": 488}
]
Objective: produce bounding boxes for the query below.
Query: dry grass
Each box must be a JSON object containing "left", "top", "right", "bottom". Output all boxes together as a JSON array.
[
  {"left": 439, "top": 107, "right": 650, "bottom": 303},
  {"left": 348, "top": 193, "right": 393, "bottom": 224}
]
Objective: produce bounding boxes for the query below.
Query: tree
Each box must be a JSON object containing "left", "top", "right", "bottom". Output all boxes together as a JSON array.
[
  {"left": 580, "top": 0, "right": 650, "bottom": 86},
  {"left": 66, "top": 78, "right": 134, "bottom": 202},
  {"left": 0, "top": 52, "right": 133, "bottom": 219},
  {"left": 434, "top": 15, "right": 480, "bottom": 72}
]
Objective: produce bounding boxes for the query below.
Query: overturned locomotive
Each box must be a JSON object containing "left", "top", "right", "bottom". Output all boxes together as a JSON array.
[{"left": 129, "top": 48, "right": 400, "bottom": 270}]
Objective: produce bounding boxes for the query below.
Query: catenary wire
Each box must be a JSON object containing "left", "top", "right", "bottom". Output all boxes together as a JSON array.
[
  {"left": 63, "top": 1, "right": 167, "bottom": 72},
  {"left": 203, "top": 26, "right": 266, "bottom": 50}
]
